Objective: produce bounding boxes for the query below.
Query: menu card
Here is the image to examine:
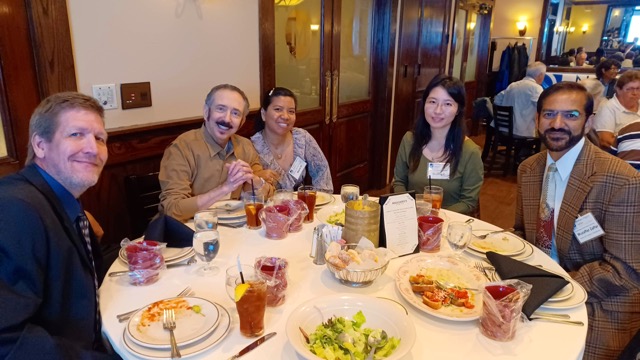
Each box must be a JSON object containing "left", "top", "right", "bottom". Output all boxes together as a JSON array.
[{"left": 378, "top": 191, "right": 419, "bottom": 256}]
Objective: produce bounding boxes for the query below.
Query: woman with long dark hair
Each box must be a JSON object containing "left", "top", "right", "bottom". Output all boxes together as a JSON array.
[
  {"left": 393, "top": 75, "right": 483, "bottom": 215},
  {"left": 251, "top": 87, "right": 333, "bottom": 193}
]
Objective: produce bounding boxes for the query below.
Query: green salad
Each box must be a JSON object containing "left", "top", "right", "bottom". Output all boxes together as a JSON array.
[
  {"left": 307, "top": 311, "right": 400, "bottom": 360},
  {"left": 326, "top": 209, "right": 345, "bottom": 226}
]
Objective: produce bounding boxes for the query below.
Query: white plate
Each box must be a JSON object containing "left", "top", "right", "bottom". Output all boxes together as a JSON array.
[
  {"left": 119, "top": 244, "right": 194, "bottom": 265},
  {"left": 217, "top": 207, "right": 247, "bottom": 221},
  {"left": 286, "top": 294, "right": 415, "bottom": 360},
  {"left": 209, "top": 200, "right": 243, "bottom": 212},
  {"left": 127, "top": 297, "right": 220, "bottom": 348},
  {"left": 539, "top": 268, "right": 575, "bottom": 302},
  {"left": 465, "top": 240, "right": 534, "bottom": 262},
  {"left": 396, "top": 255, "right": 484, "bottom": 321},
  {"left": 468, "top": 232, "right": 527, "bottom": 256},
  {"left": 540, "top": 277, "right": 587, "bottom": 309},
  {"left": 294, "top": 191, "right": 334, "bottom": 207},
  {"left": 123, "top": 303, "right": 231, "bottom": 359},
  {"left": 316, "top": 204, "right": 345, "bottom": 225}
]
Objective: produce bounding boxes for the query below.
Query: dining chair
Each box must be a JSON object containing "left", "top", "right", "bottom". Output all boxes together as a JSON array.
[
  {"left": 124, "top": 172, "right": 161, "bottom": 239},
  {"left": 485, "top": 104, "right": 540, "bottom": 176}
]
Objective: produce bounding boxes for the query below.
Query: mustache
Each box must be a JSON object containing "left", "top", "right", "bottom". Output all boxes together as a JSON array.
[
  {"left": 543, "top": 128, "right": 572, "bottom": 137},
  {"left": 215, "top": 120, "right": 233, "bottom": 128}
]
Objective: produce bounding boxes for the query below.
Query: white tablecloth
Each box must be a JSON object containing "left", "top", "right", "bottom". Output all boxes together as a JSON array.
[{"left": 100, "top": 201, "right": 587, "bottom": 359}]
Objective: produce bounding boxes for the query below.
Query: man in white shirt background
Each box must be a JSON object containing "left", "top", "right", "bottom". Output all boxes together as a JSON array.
[{"left": 593, "top": 70, "right": 640, "bottom": 149}]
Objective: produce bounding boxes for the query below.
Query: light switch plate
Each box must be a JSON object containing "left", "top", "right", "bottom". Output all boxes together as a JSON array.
[
  {"left": 121, "top": 82, "right": 152, "bottom": 110},
  {"left": 92, "top": 84, "right": 118, "bottom": 110}
]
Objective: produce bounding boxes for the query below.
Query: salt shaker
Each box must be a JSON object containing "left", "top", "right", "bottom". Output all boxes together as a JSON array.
[{"left": 311, "top": 225, "right": 327, "bottom": 265}]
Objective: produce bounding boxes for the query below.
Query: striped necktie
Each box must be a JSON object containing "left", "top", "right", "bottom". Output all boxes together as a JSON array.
[
  {"left": 77, "top": 212, "right": 101, "bottom": 346},
  {"left": 535, "top": 163, "right": 557, "bottom": 255}
]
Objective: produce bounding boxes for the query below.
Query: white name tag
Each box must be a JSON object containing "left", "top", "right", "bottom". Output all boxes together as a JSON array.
[
  {"left": 427, "top": 163, "right": 450, "bottom": 180},
  {"left": 573, "top": 212, "right": 605, "bottom": 243},
  {"left": 288, "top": 156, "right": 307, "bottom": 179}
]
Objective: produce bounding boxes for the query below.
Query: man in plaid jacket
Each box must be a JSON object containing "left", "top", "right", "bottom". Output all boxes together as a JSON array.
[{"left": 514, "top": 82, "right": 640, "bottom": 360}]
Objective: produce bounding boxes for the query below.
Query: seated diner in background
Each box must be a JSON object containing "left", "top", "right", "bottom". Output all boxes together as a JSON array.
[
  {"left": 514, "top": 81, "right": 640, "bottom": 359},
  {"left": 159, "top": 84, "right": 273, "bottom": 222},
  {"left": 594, "top": 59, "right": 620, "bottom": 99},
  {"left": 251, "top": 87, "right": 333, "bottom": 193},
  {"left": 614, "top": 119, "right": 640, "bottom": 171},
  {"left": 592, "top": 70, "right": 640, "bottom": 149},
  {"left": 393, "top": 75, "right": 484, "bottom": 215}
]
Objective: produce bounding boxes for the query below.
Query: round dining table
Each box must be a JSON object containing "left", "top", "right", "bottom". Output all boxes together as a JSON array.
[{"left": 100, "top": 197, "right": 587, "bottom": 359}]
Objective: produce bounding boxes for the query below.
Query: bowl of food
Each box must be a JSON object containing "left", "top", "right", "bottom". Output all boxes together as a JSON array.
[
  {"left": 325, "top": 243, "right": 389, "bottom": 287},
  {"left": 286, "top": 294, "right": 415, "bottom": 360}
]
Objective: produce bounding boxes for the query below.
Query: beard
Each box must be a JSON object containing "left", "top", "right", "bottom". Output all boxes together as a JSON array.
[{"left": 540, "top": 128, "right": 585, "bottom": 152}]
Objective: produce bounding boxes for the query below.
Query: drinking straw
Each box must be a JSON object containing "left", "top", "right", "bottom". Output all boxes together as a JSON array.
[
  {"left": 251, "top": 179, "right": 256, "bottom": 197},
  {"left": 429, "top": 175, "right": 432, "bottom": 191},
  {"left": 236, "top": 255, "right": 245, "bottom": 284}
]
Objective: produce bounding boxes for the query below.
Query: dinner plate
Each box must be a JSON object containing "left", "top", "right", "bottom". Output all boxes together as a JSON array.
[
  {"left": 123, "top": 303, "right": 231, "bottom": 359},
  {"left": 316, "top": 204, "right": 345, "bottom": 225},
  {"left": 396, "top": 255, "right": 484, "bottom": 321},
  {"left": 468, "top": 232, "right": 527, "bottom": 256},
  {"left": 217, "top": 207, "right": 246, "bottom": 221},
  {"left": 293, "top": 191, "right": 334, "bottom": 207},
  {"left": 118, "top": 244, "right": 194, "bottom": 265},
  {"left": 465, "top": 240, "right": 534, "bottom": 262},
  {"left": 539, "top": 277, "right": 587, "bottom": 309},
  {"left": 286, "top": 294, "right": 415, "bottom": 360},
  {"left": 127, "top": 297, "right": 220, "bottom": 348},
  {"left": 209, "top": 200, "right": 243, "bottom": 212},
  {"left": 540, "top": 268, "right": 575, "bottom": 302}
]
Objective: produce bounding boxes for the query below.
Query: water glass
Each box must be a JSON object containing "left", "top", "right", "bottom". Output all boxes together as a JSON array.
[
  {"left": 340, "top": 184, "right": 360, "bottom": 204},
  {"left": 193, "top": 229, "right": 220, "bottom": 275},
  {"left": 194, "top": 209, "right": 218, "bottom": 231},
  {"left": 446, "top": 222, "right": 472, "bottom": 258}
]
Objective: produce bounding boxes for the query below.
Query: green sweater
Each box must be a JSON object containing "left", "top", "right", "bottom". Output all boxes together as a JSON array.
[{"left": 392, "top": 132, "right": 484, "bottom": 215}]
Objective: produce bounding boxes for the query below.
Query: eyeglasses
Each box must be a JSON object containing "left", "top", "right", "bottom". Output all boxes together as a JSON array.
[
  {"left": 623, "top": 87, "right": 640, "bottom": 93},
  {"left": 540, "top": 110, "right": 583, "bottom": 120}
]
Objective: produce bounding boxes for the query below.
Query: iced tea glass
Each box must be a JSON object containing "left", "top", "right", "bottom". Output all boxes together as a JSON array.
[
  {"left": 423, "top": 186, "right": 444, "bottom": 211},
  {"left": 235, "top": 275, "right": 267, "bottom": 337},
  {"left": 297, "top": 185, "right": 317, "bottom": 223},
  {"left": 242, "top": 192, "right": 265, "bottom": 230}
]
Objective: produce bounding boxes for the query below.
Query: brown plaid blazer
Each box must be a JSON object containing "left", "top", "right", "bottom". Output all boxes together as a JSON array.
[{"left": 514, "top": 141, "right": 640, "bottom": 360}]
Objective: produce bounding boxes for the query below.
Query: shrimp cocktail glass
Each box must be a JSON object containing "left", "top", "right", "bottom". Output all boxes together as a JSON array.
[
  {"left": 423, "top": 186, "right": 444, "bottom": 212},
  {"left": 235, "top": 275, "right": 267, "bottom": 337},
  {"left": 297, "top": 185, "right": 317, "bottom": 223},
  {"left": 242, "top": 192, "right": 265, "bottom": 230}
]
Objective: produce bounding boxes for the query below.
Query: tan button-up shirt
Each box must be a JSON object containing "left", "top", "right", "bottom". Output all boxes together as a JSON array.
[{"left": 159, "top": 125, "right": 270, "bottom": 222}]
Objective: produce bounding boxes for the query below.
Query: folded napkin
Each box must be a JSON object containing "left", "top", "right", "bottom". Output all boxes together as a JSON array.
[
  {"left": 144, "top": 214, "right": 194, "bottom": 248},
  {"left": 486, "top": 251, "right": 570, "bottom": 319}
]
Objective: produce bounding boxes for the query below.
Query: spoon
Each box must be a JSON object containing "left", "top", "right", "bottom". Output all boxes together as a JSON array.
[
  {"left": 337, "top": 332, "right": 355, "bottom": 360},
  {"left": 366, "top": 330, "right": 388, "bottom": 360}
]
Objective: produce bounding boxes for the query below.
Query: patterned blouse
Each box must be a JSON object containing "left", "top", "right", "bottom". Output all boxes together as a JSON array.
[{"left": 251, "top": 128, "right": 334, "bottom": 193}]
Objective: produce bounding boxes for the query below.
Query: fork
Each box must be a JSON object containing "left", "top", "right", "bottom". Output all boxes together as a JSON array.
[
  {"left": 474, "top": 262, "right": 492, "bottom": 281},
  {"left": 163, "top": 309, "right": 181, "bottom": 358},
  {"left": 116, "top": 286, "right": 192, "bottom": 322},
  {"left": 474, "top": 227, "right": 515, "bottom": 239}
]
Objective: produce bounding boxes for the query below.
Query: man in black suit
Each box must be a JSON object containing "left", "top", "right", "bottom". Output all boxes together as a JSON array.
[{"left": 0, "top": 92, "right": 116, "bottom": 359}]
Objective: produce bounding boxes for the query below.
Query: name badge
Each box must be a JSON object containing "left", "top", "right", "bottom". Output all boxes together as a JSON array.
[
  {"left": 289, "top": 156, "right": 307, "bottom": 179},
  {"left": 573, "top": 212, "right": 605, "bottom": 243},
  {"left": 427, "top": 163, "right": 450, "bottom": 180}
]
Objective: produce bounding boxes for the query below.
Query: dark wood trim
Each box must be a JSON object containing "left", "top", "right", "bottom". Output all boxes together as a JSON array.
[
  {"left": 258, "top": 0, "right": 275, "bottom": 93},
  {"left": 572, "top": 0, "right": 639, "bottom": 5},
  {"left": 475, "top": 10, "right": 492, "bottom": 98},
  {"left": 536, "top": 0, "right": 551, "bottom": 62}
]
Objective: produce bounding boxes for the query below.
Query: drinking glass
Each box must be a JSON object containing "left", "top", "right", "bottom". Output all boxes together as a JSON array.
[
  {"left": 446, "top": 221, "right": 472, "bottom": 259},
  {"left": 423, "top": 185, "right": 444, "bottom": 211},
  {"left": 235, "top": 275, "right": 267, "bottom": 337},
  {"left": 194, "top": 209, "right": 218, "bottom": 231},
  {"left": 242, "top": 192, "right": 265, "bottom": 230},
  {"left": 340, "top": 184, "right": 360, "bottom": 204},
  {"left": 297, "top": 185, "right": 317, "bottom": 222},
  {"left": 225, "top": 264, "right": 254, "bottom": 301},
  {"left": 193, "top": 229, "right": 220, "bottom": 275}
]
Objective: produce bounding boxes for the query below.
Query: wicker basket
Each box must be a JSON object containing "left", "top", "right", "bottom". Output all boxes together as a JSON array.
[{"left": 325, "top": 245, "right": 389, "bottom": 287}]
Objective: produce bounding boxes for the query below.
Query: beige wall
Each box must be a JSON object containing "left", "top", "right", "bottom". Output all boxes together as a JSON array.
[
  {"left": 564, "top": 5, "right": 607, "bottom": 52},
  {"left": 67, "top": 0, "right": 260, "bottom": 130},
  {"left": 490, "top": 0, "right": 543, "bottom": 70}
]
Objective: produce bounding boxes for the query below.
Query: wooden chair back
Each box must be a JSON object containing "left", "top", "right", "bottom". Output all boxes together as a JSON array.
[{"left": 124, "top": 172, "right": 161, "bottom": 238}]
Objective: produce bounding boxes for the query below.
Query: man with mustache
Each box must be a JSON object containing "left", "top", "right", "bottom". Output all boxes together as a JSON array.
[
  {"left": 0, "top": 93, "right": 115, "bottom": 359},
  {"left": 514, "top": 82, "right": 640, "bottom": 360},
  {"left": 159, "top": 84, "right": 273, "bottom": 222}
]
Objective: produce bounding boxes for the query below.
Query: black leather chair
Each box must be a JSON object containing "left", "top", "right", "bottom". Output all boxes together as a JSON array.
[
  {"left": 485, "top": 104, "right": 540, "bottom": 176},
  {"left": 124, "top": 172, "right": 161, "bottom": 239}
]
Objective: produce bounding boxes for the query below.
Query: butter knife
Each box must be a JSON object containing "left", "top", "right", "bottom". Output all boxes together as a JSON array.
[{"left": 227, "top": 332, "right": 276, "bottom": 360}]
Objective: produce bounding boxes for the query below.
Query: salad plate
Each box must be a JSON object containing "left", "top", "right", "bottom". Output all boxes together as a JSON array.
[
  {"left": 539, "top": 277, "right": 587, "bottom": 309},
  {"left": 396, "top": 255, "right": 484, "bottom": 321},
  {"left": 465, "top": 240, "right": 534, "bottom": 262},
  {"left": 118, "top": 243, "right": 194, "bottom": 265},
  {"left": 468, "top": 232, "right": 526, "bottom": 256},
  {"left": 123, "top": 302, "right": 231, "bottom": 359},
  {"left": 217, "top": 207, "right": 246, "bottom": 221},
  {"left": 286, "top": 294, "right": 415, "bottom": 360},
  {"left": 127, "top": 297, "right": 220, "bottom": 348},
  {"left": 316, "top": 204, "right": 345, "bottom": 226}
]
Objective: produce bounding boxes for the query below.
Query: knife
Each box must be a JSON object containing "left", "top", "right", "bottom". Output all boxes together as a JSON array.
[
  {"left": 108, "top": 257, "right": 195, "bottom": 277},
  {"left": 227, "top": 332, "right": 276, "bottom": 360}
]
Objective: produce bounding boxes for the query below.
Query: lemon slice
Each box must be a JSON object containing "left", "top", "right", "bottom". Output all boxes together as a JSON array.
[{"left": 235, "top": 283, "right": 250, "bottom": 302}]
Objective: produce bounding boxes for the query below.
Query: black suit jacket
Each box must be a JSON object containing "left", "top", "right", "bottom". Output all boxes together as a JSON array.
[{"left": 0, "top": 165, "right": 113, "bottom": 359}]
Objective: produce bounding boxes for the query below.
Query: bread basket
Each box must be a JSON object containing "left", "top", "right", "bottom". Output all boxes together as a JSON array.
[{"left": 325, "top": 244, "right": 389, "bottom": 287}]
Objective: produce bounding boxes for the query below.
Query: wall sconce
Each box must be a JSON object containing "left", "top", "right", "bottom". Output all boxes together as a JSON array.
[
  {"left": 582, "top": 24, "right": 588, "bottom": 34},
  {"left": 275, "top": 0, "right": 304, "bottom": 6},
  {"left": 568, "top": 27, "right": 575, "bottom": 34},
  {"left": 469, "top": 22, "right": 476, "bottom": 30},
  {"left": 516, "top": 21, "right": 527, "bottom": 36},
  {"left": 309, "top": 24, "right": 319, "bottom": 31}
]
